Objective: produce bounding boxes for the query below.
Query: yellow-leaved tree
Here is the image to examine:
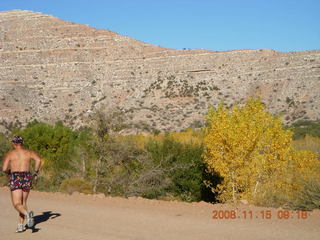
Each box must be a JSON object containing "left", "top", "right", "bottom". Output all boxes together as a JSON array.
[{"left": 203, "top": 98, "right": 320, "bottom": 204}]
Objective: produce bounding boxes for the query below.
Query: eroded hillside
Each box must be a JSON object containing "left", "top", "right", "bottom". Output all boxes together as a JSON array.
[{"left": 1, "top": 10, "right": 319, "bottom": 132}]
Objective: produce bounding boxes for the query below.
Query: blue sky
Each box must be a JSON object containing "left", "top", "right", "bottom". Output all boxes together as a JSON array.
[{"left": 1, "top": 0, "right": 319, "bottom": 52}]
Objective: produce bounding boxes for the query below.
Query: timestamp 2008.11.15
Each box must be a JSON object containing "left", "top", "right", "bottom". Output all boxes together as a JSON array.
[{"left": 212, "top": 209, "right": 310, "bottom": 220}]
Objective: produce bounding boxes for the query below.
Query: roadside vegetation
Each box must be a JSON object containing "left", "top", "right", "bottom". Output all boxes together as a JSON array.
[{"left": 0, "top": 99, "right": 319, "bottom": 210}]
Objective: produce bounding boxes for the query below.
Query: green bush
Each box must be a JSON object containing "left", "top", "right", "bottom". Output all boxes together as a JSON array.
[
  {"left": 145, "top": 136, "right": 205, "bottom": 202},
  {"left": 13, "top": 121, "right": 86, "bottom": 187},
  {"left": 0, "top": 133, "right": 11, "bottom": 166},
  {"left": 290, "top": 120, "right": 320, "bottom": 139},
  {"left": 60, "top": 178, "right": 93, "bottom": 194}
]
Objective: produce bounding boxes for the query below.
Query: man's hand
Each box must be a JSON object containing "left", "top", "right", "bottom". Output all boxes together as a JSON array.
[{"left": 32, "top": 171, "right": 39, "bottom": 185}]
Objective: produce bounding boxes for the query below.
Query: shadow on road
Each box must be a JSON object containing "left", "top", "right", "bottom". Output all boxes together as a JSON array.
[{"left": 30, "top": 211, "right": 61, "bottom": 233}]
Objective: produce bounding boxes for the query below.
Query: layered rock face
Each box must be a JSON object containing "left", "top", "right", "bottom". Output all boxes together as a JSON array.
[{"left": 0, "top": 10, "right": 319, "bottom": 133}]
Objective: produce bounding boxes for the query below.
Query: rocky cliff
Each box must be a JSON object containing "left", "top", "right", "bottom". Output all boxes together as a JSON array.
[{"left": 1, "top": 10, "right": 319, "bottom": 133}]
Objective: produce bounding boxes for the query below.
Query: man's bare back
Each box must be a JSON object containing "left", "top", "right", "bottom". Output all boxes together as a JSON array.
[{"left": 4, "top": 148, "right": 41, "bottom": 172}]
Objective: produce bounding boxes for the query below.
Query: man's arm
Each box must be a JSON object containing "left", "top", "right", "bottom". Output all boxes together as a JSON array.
[
  {"left": 2, "top": 152, "right": 11, "bottom": 174},
  {"left": 30, "top": 151, "right": 42, "bottom": 173}
]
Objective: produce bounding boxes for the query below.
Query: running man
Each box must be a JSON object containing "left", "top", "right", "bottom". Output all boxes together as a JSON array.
[{"left": 2, "top": 136, "right": 42, "bottom": 233}]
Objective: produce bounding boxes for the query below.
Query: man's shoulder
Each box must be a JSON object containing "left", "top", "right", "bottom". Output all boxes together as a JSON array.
[
  {"left": 4, "top": 149, "right": 17, "bottom": 159},
  {"left": 6, "top": 149, "right": 16, "bottom": 156},
  {"left": 23, "top": 149, "right": 35, "bottom": 155}
]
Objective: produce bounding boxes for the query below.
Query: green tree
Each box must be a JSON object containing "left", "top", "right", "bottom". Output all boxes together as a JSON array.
[
  {"left": 87, "top": 109, "right": 126, "bottom": 193},
  {"left": 290, "top": 120, "right": 320, "bottom": 139}
]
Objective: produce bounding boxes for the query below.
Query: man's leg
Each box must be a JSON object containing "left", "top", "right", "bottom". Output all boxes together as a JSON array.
[
  {"left": 22, "top": 189, "right": 34, "bottom": 228},
  {"left": 10, "top": 189, "right": 28, "bottom": 224},
  {"left": 22, "top": 190, "right": 29, "bottom": 212}
]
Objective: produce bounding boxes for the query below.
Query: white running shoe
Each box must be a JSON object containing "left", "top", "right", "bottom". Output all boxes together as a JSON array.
[
  {"left": 26, "top": 211, "right": 34, "bottom": 228},
  {"left": 16, "top": 223, "right": 25, "bottom": 233}
]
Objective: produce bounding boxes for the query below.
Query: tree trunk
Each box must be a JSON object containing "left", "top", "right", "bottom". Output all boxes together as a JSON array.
[
  {"left": 93, "top": 156, "right": 102, "bottom": 193},
  {"left": 254, "top": 181, "right": 259, "bottom": 194},
  {"left": 232, "top": 171, "right": 236, "bottom": 202}
]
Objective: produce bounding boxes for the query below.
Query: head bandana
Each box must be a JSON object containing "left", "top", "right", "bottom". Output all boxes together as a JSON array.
[{"left": 11, "top": 136, "right": 24, "bottom": 144}]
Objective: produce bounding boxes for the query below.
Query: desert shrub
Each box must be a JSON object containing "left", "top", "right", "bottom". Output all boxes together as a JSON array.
[
  {"left": 90, "top": 127, "right": 209, "bottom": 202},
  {"left": 145, "top": 132, "right": 205, "bottom": 202},
  {"left": 79, "top": 110, "right": 215, "bottom": 202},
  {"left": 256, "top": 178, "right": 320, "bottom": 210},
  {"left": 90, "top": 133, "right": 171, "bottom": 198},
  {"left": 93, "top": 136, "right": 152, "bottom": 196},
  {"left": 0, "top": 175, "right": 8, "bottom": 187},
  {"left": 60, "top": 178, "right": 93, "bottom": 194},
  {"left": 253, "top": 185, "right": 291, "bottom": 208},
  {"left": 32, "top": 176, "right": 56, "bottom": 192},
  {"left": 292, "top": 135, "right": 320, "bottom": 154},
  {"left": 291, "top": 180, "right": 320, "bottom": 210}
]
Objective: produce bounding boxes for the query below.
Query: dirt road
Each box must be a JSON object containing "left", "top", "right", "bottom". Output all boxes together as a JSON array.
[{"left": 0, "top": 187, "right": 319, "bottom": 240}]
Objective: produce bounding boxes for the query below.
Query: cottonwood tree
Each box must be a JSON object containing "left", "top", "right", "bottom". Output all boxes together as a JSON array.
[{"left": 203, "top": 99, "right": 320, "bottom": 203}]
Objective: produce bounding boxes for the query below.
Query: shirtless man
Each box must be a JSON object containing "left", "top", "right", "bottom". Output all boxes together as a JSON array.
[{"left": 2, "top": 136, "right": 42, "bottom": 233}]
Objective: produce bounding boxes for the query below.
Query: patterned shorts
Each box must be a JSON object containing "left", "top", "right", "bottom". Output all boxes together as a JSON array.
[{"left": 9, "top": 172, "right": 33, "bottom": 192}]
